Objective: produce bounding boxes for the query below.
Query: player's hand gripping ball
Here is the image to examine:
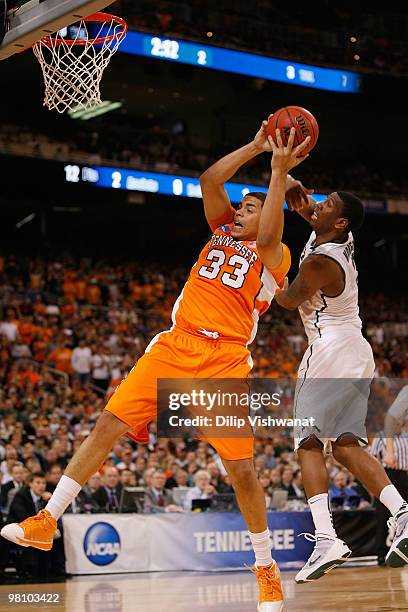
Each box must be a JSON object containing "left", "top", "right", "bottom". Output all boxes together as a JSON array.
[{"left": 267, "top": 106, "right": 319, "bottom": 156}]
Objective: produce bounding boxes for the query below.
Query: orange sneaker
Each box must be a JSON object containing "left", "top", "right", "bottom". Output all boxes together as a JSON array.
[
  {"left": 252, "top": 562, "right": 284, "bottom": 611},
  {"left": 1, "top": 509, "right": 57, "bottom": 551}
]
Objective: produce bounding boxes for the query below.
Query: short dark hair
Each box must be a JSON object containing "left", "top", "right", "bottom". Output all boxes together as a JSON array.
[
  {"left": 337, "top": 191, "right": 365, "bottom": 232},
  {"left": 28, "top": 471, "right": 46, "bottom": 483},
  {"left": 245, "top": 191, "right": 267, "bottom": 205}
]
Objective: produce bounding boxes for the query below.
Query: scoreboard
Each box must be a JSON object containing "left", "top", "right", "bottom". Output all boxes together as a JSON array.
[{"left": 116, "top": 30, "right": 361, "bottom": 94}]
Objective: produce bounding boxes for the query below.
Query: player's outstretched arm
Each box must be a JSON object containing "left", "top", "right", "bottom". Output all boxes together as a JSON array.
[
  {"left": 286, "top": 177, "right": 316, "bottom": 223},
  {"left": 257, "top": 128, "right": 310, "bottom": 270},
  {"left": 275, "top": 255, "right": 338, "bottom": 310},
  {"left": 199, "top": 117, "right": 272, "bottom": 230}
]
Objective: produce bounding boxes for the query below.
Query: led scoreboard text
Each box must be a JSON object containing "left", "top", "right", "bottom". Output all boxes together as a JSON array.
[
  {"left": 114, "top": 31, "right": 361, "bottom": 93},
  {"left": 64, "top": 164, "right": 328, "bottom": 206}
]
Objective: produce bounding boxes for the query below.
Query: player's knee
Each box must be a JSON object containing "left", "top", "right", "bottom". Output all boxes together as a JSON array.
[
  {"left": 332, "top": 443, "right": 354, "bottom": 463},
  {"left": 332, "top": 435, "right": 360, "bottom": 462},
  {"left": 93, "top": 410, "right": 128, "bottom": 440},
  {"left": 297, "top": 435, "right": 323, "bottom": 452},
  {"left": 223, "top": 459, "right": 256, "bottom": 490}
]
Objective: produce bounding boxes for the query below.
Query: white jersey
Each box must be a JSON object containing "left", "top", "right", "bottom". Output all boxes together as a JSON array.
[{"left": 298, "top": 231, "right": 362, "bottom": 344}]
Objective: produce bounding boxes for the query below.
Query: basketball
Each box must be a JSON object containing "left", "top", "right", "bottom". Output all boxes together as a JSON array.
[{"left": 266, "top": 106, "right": 319, "bottom": 155}]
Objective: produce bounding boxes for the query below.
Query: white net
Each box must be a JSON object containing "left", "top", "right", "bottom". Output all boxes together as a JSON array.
[{"left": 32, "top": 14, "right": 127, "bottom": 114}]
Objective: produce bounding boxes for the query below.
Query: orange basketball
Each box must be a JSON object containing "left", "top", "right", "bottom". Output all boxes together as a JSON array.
[{"left": 266, "top": 106, "right": 319, "bottom": 155}]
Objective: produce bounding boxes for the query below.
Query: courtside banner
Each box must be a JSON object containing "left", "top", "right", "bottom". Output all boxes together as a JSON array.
[
  {"left": 148, "top": 512, "right": 314, "bottom": 571},
  {"left": 63, "top": 512, "right": 315, "bottom": 574},
  {"left": 63, "top": 513, "right": 149, "bottom": 574}
]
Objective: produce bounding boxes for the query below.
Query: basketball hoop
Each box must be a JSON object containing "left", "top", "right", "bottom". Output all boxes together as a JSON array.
[{"left": 32, "top": 12, "right": 127, "bottom": 114}]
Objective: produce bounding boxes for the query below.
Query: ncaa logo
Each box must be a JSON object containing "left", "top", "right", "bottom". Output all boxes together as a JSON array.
[{"left": 84, "top": 522, "right": 121, "bottom": 566}]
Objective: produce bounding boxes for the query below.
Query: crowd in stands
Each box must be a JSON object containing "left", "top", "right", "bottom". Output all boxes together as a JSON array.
[
  {"left": 111, "top": 0, "right": 408, "bottom": 76},
  {"left": 0, "top": 254, "right": 407, "bottom": 574},
  {"left": 1, "top": 123, "right": 408, "bottom": 199}
]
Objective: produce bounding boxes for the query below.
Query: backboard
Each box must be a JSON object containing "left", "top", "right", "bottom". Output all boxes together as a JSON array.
[{"left": 0, "top": 0, "right": 115, "bottom": 60}]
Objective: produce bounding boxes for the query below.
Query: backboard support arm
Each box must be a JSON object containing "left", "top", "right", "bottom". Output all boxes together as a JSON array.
[{"left": 0, "top": 0, "right": 114, "bottom": 59}]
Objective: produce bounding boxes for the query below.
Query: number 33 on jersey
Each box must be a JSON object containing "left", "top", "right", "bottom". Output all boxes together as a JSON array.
[{"left": 173, "top": 223, "right": 291, "bottom": 345}]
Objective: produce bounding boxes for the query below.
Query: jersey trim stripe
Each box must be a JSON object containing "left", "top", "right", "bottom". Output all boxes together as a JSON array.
[
  {"left": 253, "top": 264, "right": 264, "bottom": 308},
  {"left": 294, "top": 344, "right": 314, "bottom": 419},
  {"left": 313, "top": 294, "right": 328, "bottom": 338}
]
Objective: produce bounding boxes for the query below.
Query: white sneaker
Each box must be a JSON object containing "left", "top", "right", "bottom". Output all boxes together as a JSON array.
[
  {"left": 386, "top": 505, "right": 408, "bottom": 567},
  {"left": 295, "top": 533, "right": 351, "bottom": 583}
]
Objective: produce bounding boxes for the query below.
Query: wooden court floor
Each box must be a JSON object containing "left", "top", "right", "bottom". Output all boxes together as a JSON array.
[{"left": 0, "top": 566, "right": 408, "bottom": 611}]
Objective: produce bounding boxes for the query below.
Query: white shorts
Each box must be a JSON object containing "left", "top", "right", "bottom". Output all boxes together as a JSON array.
[{"left": 294, "top": 333, "right": 375, "bottom": 451}]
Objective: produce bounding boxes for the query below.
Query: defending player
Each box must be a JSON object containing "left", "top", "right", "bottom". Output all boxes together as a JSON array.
[
  {"left": 1, "top": 123, "right": 309, "bottom": 610},
  {"left": 258, "top": 157, "right": 408, "bottom": 582}
]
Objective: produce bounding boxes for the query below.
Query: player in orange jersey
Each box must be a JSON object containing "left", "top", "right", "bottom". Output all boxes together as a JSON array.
[{"left": 2, "top": 123, "right": 309, "bottom": 611}]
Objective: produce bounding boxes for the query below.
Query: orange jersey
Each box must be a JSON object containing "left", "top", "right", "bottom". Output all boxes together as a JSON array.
[{"left": 173, "top": 222, "right": 291, "bottom": 344}]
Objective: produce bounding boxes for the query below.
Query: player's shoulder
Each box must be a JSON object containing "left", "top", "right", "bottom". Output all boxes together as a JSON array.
[
  {"left": 301, "top": 252, "right": 336, "bottom": 272},
  {"left": 212, "top": 223, "right": 233, "bottom": 235}
]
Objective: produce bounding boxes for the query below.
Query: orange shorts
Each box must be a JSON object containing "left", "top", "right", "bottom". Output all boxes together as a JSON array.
[{"left": 105, "top": 328, "right": 254, "bottom": 460}]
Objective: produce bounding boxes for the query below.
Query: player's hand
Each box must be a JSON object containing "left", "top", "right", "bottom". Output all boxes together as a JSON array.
[
  {"left": 383, "top": 449, "right": 397, "bottom": 469},
  {"left": 253, "top": 115, "right": 274, "bottom": 152},
  {"left": 166, "top": 504, "right": 184, "bottom": 513},
  {"left": 286, "top": 178, "right": 314, "bottom": 211},
  {"left": 358, "top": 500, "right": 370, "bottom": 509},
  {"left": 270, "top": 128, "right": 310, "bottom": 172}
]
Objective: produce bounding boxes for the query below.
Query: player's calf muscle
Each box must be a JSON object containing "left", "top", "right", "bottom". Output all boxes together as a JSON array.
[{"left": 65, "top": 411, "right": 128, "bottom": 484}]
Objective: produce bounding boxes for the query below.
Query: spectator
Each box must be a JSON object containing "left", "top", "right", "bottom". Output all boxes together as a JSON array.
[
  {"left": 142, "top": 467, "right": 156, "bottom": 488},
  {"left": 269, "top": 468, "right": 281, "bottom": 491},
  {"left": 175, "top": 468, "right": 189, "bottom": 487},
  {"left": 7, "top": 472, "right": 51, "bottom": 522},
  {"left": 259, "top": 470, "right": 272, "bottom": 509},
  {"left": 0, "top": 462, "right": 25, "bottom": 511},
  {"left": 47, "top": 341, "right": 73, "bottom": 374},
  {"left": 262, "top": 443, "right": 277, "bottom": 470},
  {"left": 184, "top": 470, "right": 216, "bottom": 510},
  {"left": 0, "top": 310, "right": 19, "bottom": 343},
  {"left": 119, "top": 468, "right": 135, "bottom": 488},
  {"left": 82, "top": 472, "right": 102, "bottom": 498},
  {"left": 134, "top": 457, "right": 146, "bottom": 484},
  {"left": 329, "top": 471, "right": 360, "bottom": 508},
  {"left": 116, "top": 447, "right": 136, "bottom": 472},
  {"left": 41, "top": 448, "right": 60, "bottom": 473},
  {"left": 145, "top": 470, "right": 182, "bottom": 513},
  {"left": 0, "top": 447, "right": 19, "bottom": 483},
  {"left": 91, "top": 467, "right": 122, "bottom": 512},
  {"left": 280, "top": 467, "right": 297, "bottom": 498},
  {"left": 90, "top": 344, "right": 111, "bottom": 391},
  {"left": 46, "top": 465, "right": 63, "bottom": 493},
  {"left": 174, "top": 442, "right": 188, "bottom": 468},
  {"left": 71, "top": 339, "right": 92, "bottom": 385},
  {"left": 292, "top": 469, "right": 305, "bottom": 499}
]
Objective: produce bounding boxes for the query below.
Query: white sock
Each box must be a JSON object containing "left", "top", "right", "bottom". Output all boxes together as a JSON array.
[
  {"left": 308, "top": 493, "right": 337, "bottom": 538},
  {"left": 249, "top": 528, "right": 273, "bottom": 567},
  {"left": 45, "top": 475, "right": 82, "bottom": 520},
  {"left": 379, "top": 484, "right": 407, "bottom": 516}
]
